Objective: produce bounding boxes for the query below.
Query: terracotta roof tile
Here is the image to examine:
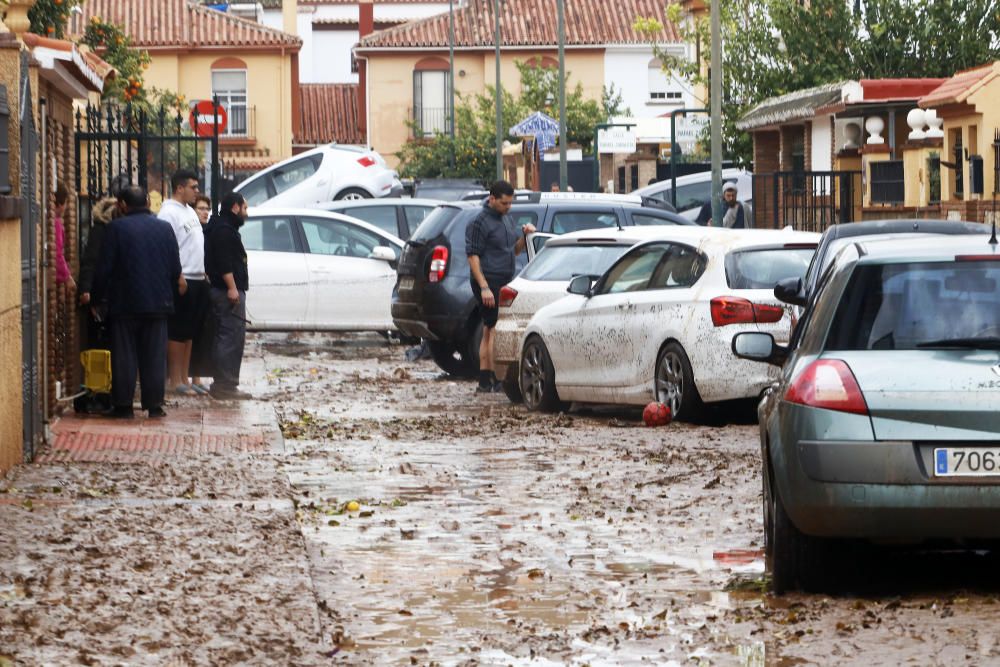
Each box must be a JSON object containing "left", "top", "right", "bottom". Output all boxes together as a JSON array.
[
  {"left": 296, "top": 83, "right": 365, "bottom": 146},
  {"left": 919, "top": 63, "right": 1000, "bottom": 108},
  {"left": 356, "top": 0, "right": 681, "bottom": 50},
  {"left": 73, "top": 0, "right": 302, "bottom": 50}
]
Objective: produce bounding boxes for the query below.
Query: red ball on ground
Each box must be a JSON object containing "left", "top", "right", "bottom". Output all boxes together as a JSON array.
[{"left": 643, "top": 401, "right": 672, "bottom": 426}]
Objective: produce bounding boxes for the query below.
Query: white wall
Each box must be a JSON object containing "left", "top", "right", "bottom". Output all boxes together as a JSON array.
[
  {"left": 313, "top": 31, "right": 359, "bottom": 83},
  {"left": 811, "top": 114, "right": 833, "bottom": 172},
  {"left": 604, "top": 46, "right": 696, "bottom": 120}
]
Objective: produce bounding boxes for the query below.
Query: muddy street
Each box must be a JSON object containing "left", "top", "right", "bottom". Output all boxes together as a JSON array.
[{"left": 263, "top": 333, "right": 1000, "bottom": 665}]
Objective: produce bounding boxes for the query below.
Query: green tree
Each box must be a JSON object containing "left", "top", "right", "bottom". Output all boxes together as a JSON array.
[
  {"left": 636, "top": 0, "right": 1000, "bottom": 165},
  {"left": 27, "top": 0, "right": 82, "bottom": 39},
  {"left": 79, "top": 17, "right": 152, "bottom": 104},
  {"left": 397, "top": 61, "right": 628, "bottom": 183}
]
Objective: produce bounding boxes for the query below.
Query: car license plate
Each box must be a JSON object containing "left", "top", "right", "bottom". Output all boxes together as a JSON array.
[
  {"left": 399, "top": 277, "right": 414, "bottom": 291},
  {"left": 933, "top": 448, "right": 1000, "bottom": 477}
]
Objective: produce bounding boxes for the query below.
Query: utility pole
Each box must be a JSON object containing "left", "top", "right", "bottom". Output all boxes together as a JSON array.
[
  {"left": 448, "top": 0, "right": 456, "bottom": 170},
  {"left": 494, "top": 0, "right": 503, "bottom": 182},
  {"left": 709, "top": 0, "right": 723, "bottom": 226},
  {"left": 557, "top": 0, "right": 567, "bottom": 191}
]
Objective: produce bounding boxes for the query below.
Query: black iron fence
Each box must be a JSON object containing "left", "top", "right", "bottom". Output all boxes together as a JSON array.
[
  {"left": 752, "top": 170, "right": 862, "bottom": 232},
  {"left": 411, "top": 106, "right": 452, "bottom": 138}
]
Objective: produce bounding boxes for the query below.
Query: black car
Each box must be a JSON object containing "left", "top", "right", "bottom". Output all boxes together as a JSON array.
[{"left": 392, "top": 199, "right": 693, "bottom": 376}]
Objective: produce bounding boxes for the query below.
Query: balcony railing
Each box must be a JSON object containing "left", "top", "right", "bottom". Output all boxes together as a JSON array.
[{"left": 411, "top": 106, "right": 452, "bottom": 139}]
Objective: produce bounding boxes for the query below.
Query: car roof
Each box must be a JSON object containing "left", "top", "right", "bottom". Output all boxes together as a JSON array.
[
  {"left": 582, "top": 225, "right": 820, "bottom": 251},
  {"left": 317, "top": 198, "right": 445, "bottom": 209},
  {"left": 632, "top": 168, "right": 750, "bottom": 196},
  {"left": 853, "top": 232, "right": 997, "bottom": 263},
  {"left": 821, "top": 219, "right": 988, "bottom": 241},
  {"left": 245, "top": 206, "right": 405, "bottom": 246}
]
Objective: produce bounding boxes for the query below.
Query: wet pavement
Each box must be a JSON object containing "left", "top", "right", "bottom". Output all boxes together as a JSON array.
[{"left": 2, "top": 332, "right": 1000, "bottom": 665}]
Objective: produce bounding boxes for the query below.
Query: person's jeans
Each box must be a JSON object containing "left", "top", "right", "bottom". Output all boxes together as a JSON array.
[{"left": 208, "top": 287, "right": 246, "bottom": 391}]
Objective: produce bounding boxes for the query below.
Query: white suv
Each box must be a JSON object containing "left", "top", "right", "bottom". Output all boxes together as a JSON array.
[
  {"left": 234, "top": 144, "right": 397, "bottom": 207},
  {"left": 632, "top": 168, "right": 753, "bottom": 224}
]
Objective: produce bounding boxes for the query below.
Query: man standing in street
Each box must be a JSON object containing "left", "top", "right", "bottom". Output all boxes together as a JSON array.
[
  {"left": 94, "top": 185, "right": 185, "bottom": 418},
  {"left": 158, "top": 169, "right": 208, "bottom": 396},
  {"left": 465, "top": 180, "right": 535, "bottom": 393},
  {"left": 696, "top": 181, "right": 752, "bottom": 228},
  {"left": 204, "top": 192, "right": 251, "bottom": 400}
]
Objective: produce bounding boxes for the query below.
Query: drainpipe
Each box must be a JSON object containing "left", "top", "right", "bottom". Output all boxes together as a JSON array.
[{"left": 40, "top": 96, "right": 49, "bottom": 424}]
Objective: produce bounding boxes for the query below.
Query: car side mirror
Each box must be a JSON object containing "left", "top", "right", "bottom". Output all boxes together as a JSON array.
[
  {"left": 369, "top": 246, "right": 396, "bottom": 262},
  {"left": 731, "top": 332, "right": 788, "bottom": 367},
  {"left": 567, "top": 274, "right": 593, "bottom": 297},
  {"left": 774, "top": 277, "right": 807, "bottom": 307}
]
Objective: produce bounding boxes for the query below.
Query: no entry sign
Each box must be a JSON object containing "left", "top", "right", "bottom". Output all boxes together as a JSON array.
[{"left": 190, "top": 100, "right": 227, "bottom": 137}]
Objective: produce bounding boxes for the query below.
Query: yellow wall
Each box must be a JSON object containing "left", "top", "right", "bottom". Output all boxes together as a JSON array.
[
  {"left": 940, "top": 112, "right": 981, "bottom": 202},
  {"left": 966, "top": 82, "right": 1000, "bottom": 198},
  {"left": 142, "top": 51, "right": 295, "bottom": 161},
  {"left": 366, "top": 49, "right": 606, "bottom": 169},
  {"left": 902, "top": 145, "right": 941, "bottom": 208}
]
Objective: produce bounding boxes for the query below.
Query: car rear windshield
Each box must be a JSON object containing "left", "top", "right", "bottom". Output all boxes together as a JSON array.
[
  {"left": 725, "top": 247, "right": 815, "bottom": 289},
  {"left": 827, "top": 261, "right": 1000, "bottom": 350},
  {"left": 409, "top": 206, "right": 461, "bottom": 243},
  {"left": 520, "top": 243, "right": 631, "bottom": 281}
]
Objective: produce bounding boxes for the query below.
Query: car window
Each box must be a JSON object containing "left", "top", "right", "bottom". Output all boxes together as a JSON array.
[
  {"left": 410, "top": 206, "right": 460, "bottom": 243},
  {"left": 403, "top": 206, "right": 434, "bottom": 238},
  {"left": 649, "top": 244, "right": 705, "bottom": 288},
  {"left": 631, "top": 212, "right": 683, "bottom": 226},
  {"left": 344, "top": 206, "right": 398, "bottom": 237},
  {"left": 510, "top": 211, "right": 538, "bottom": 229},
  {"left": 675, "top": 181, "right": 712, "bottom": 212},
  {"left": 599, "top": 243, "right": 668, "bottom": 294},
  {"left": 242, "top": 216, "right": 297, "bottom": 253},
  {"left": 271, "top": 155, "right": 321, "bottom": 196},
  {"left": 240, "top": 176, "right": 272, "bottom": 207},
  {"left": 827, "top": 261, "right": 1000, "bottom": 351},
  {"left": 299, "top": 217, "right": 398, "bottom": 260},
  {"left": 726, "top": 248, "right": 815, "bottom": 289},
  {"left": 551, "top": 211, "right": 619, "bottom": 234},
  {"left": 521, "top": 244, "right": 631, "bottom": 282}
]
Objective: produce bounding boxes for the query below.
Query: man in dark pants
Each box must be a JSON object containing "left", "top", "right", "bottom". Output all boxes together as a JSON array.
[
  {"left": 204, "top": 192, "right": 251, "bottom": 400},
  {"left": 94, "top": 185, "right": 185, "bottom": 418},
  {"left": 466, "top": 180, "right": 535, "bottom": 393}
]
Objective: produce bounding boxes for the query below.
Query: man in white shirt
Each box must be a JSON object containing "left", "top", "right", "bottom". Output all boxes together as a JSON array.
[{"left": 158, "top": 169, "right": 209, "bottom": 396}]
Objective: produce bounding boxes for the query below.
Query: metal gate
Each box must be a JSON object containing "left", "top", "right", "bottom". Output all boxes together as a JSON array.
[
  {"left": 20, "top": 50, "right": 41, "bottom": 460},
  {"left": 74, "top": 101, "right": 222, "bottom": 249},
  {"left": 752, "top": 171, "right": 862, "bottom": 232}
]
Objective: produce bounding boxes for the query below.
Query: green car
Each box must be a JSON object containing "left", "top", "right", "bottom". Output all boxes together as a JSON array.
[{"left": 733, "top": 233, "right": 1000, "bottom": 593}]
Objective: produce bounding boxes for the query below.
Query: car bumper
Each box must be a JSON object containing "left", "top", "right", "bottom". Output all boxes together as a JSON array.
[
  {"left": 778, "top": 436, "right": 1000, "bottom": 540},
  {"left": 689, "top": 326, "right": 781, "bottom": 402},
  {"left": 391, "top": 302, "right": 466, "bottom": 343}
]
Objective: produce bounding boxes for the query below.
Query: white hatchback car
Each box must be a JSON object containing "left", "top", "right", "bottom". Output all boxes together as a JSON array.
[
  {"left": 494, "top": 228, "right": 658, "bottom": 402},
  {"left": 242, "top": 207, "right": 403, "bottom": 331},
  {"left": 234, "top": 144, "right": 397, "bottom": 208},
  {"left": 519, "top": 227, "right": 819, "bottom": 419}
]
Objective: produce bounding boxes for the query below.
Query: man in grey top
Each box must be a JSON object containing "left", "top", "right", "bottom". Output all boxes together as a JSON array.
[{"left": 466, "top": 180, "right": 535, "bottom": 393}]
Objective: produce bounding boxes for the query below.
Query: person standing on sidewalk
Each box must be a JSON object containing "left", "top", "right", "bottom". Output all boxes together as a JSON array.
[
  {"left": 94, "top": 185, "right": 185, "bottom": 418},
  {"left": 204, "top": 192, "right": 252, "bottom": 400},
  {"left": 158, "top": 169, "right": 209, "bottom": 397},
  {"left": 465, "top": 180, "right": 535, "bottom": 393}
]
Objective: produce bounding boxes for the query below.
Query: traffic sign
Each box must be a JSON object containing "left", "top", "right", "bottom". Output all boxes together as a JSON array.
[{"left": 190, "top": 100, "right": 227, "bottom": 137}]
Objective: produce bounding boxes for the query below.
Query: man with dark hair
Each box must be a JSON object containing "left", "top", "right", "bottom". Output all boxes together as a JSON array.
[
  {"left": 696, "top": 181, "right": 752, "bottom": 228},
  {"left": 159, "top": 169, "right": 207, "bottom": 396},
  {"left": 204, "top": 192, "right": 251, "bottom": 400},
  {"left": 465, "top": 180, "right": 535, "bottom": 393},
  {"left": 94, "top": 185, "right": 186, "bottom": 418}
]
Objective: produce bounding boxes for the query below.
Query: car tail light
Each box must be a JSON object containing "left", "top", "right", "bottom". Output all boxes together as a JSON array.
[
  {"left": 784, "top": 359, "right": 869, "bottom": 415},
  {"left": 711, "top": 296, "right": 785, "bottom": 326},
  {"left": 428, "top": 245, "right": 448, "bottom": 283},
  {"left": 357, "top": 156, "right": 377, "bottom": 167},
  {"left": 498, "top": 286, "right": 518, "bottom": 307}
]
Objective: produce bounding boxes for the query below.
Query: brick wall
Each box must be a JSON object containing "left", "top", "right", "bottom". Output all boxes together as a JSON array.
[{"left": 752, "top": 130, "right": 780, "bottom": 228}]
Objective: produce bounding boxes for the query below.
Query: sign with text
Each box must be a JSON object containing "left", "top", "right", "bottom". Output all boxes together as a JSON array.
[{"left": 598, "top": 127, "right": 637, "bottom": 154}]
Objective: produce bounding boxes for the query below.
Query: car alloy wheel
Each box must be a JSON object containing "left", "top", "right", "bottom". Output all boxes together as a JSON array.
[
  {"left": 655, "top": 349, "right": 684, "bottom": 416},
  {"left": 519, "top": 337, "right": 562, "bottom": 412}
]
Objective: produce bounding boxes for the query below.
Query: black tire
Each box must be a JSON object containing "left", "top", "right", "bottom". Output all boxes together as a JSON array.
[
  {"left": 654, "top": 342, "right": 704, "bottom": 421},
  {"left": 519, "top": 336, "right": 562, "bottom": 412},
  {"left": 428, "top": 341, "right": 467, "bottom": 376},
  {"left": 334, "top": 187, "right": 371, "bottom": 201},
  {"left": 501, "top": 364, "right": 523, "bottom": 403}
]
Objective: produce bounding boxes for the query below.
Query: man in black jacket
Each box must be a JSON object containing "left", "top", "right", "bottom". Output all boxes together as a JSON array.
[
  {"left": 94, "top": 185, "right": 185, "bottom": 418},
  {"left": 204, "top": 192, "right": 251, "bottom": 400}
]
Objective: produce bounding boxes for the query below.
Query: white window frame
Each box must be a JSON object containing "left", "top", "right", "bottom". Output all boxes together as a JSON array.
[
  {"left": 211, "top": 68, "right": 249, "bottom": 138},
  {"left": 647, "top": 58, "right": 685, "bottom": 105}
]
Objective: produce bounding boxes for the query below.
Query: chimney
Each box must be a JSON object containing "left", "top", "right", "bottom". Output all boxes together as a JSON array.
[
  {"left": 357, "top": 0, "right": 374, "bottom": 138},
  {"left": 283, "top": 0, "right": 298, "bottom": 35}
]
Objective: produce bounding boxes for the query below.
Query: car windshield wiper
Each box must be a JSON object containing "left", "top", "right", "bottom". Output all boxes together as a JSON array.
[{"left": 915, "top": 337, "right": 1000, "bottom": 350}]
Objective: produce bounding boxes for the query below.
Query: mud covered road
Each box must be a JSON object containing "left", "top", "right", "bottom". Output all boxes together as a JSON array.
[{"left": 265, "top": 334, "right": 1000, "bottom": 666}]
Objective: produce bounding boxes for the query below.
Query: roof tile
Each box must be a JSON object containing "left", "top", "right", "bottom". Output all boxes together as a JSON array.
[
  {"left": 72, "top": 0, "right": 302, "bottom": 50},
  {"left": 357, "top": 0, "right": 681, "bottom": 50},
  {"left": 296, "top": 83, "right": 365, "bottom": 146},
  {"left": 919, "top": 62, "right": 1000, "bottom": 109}
]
